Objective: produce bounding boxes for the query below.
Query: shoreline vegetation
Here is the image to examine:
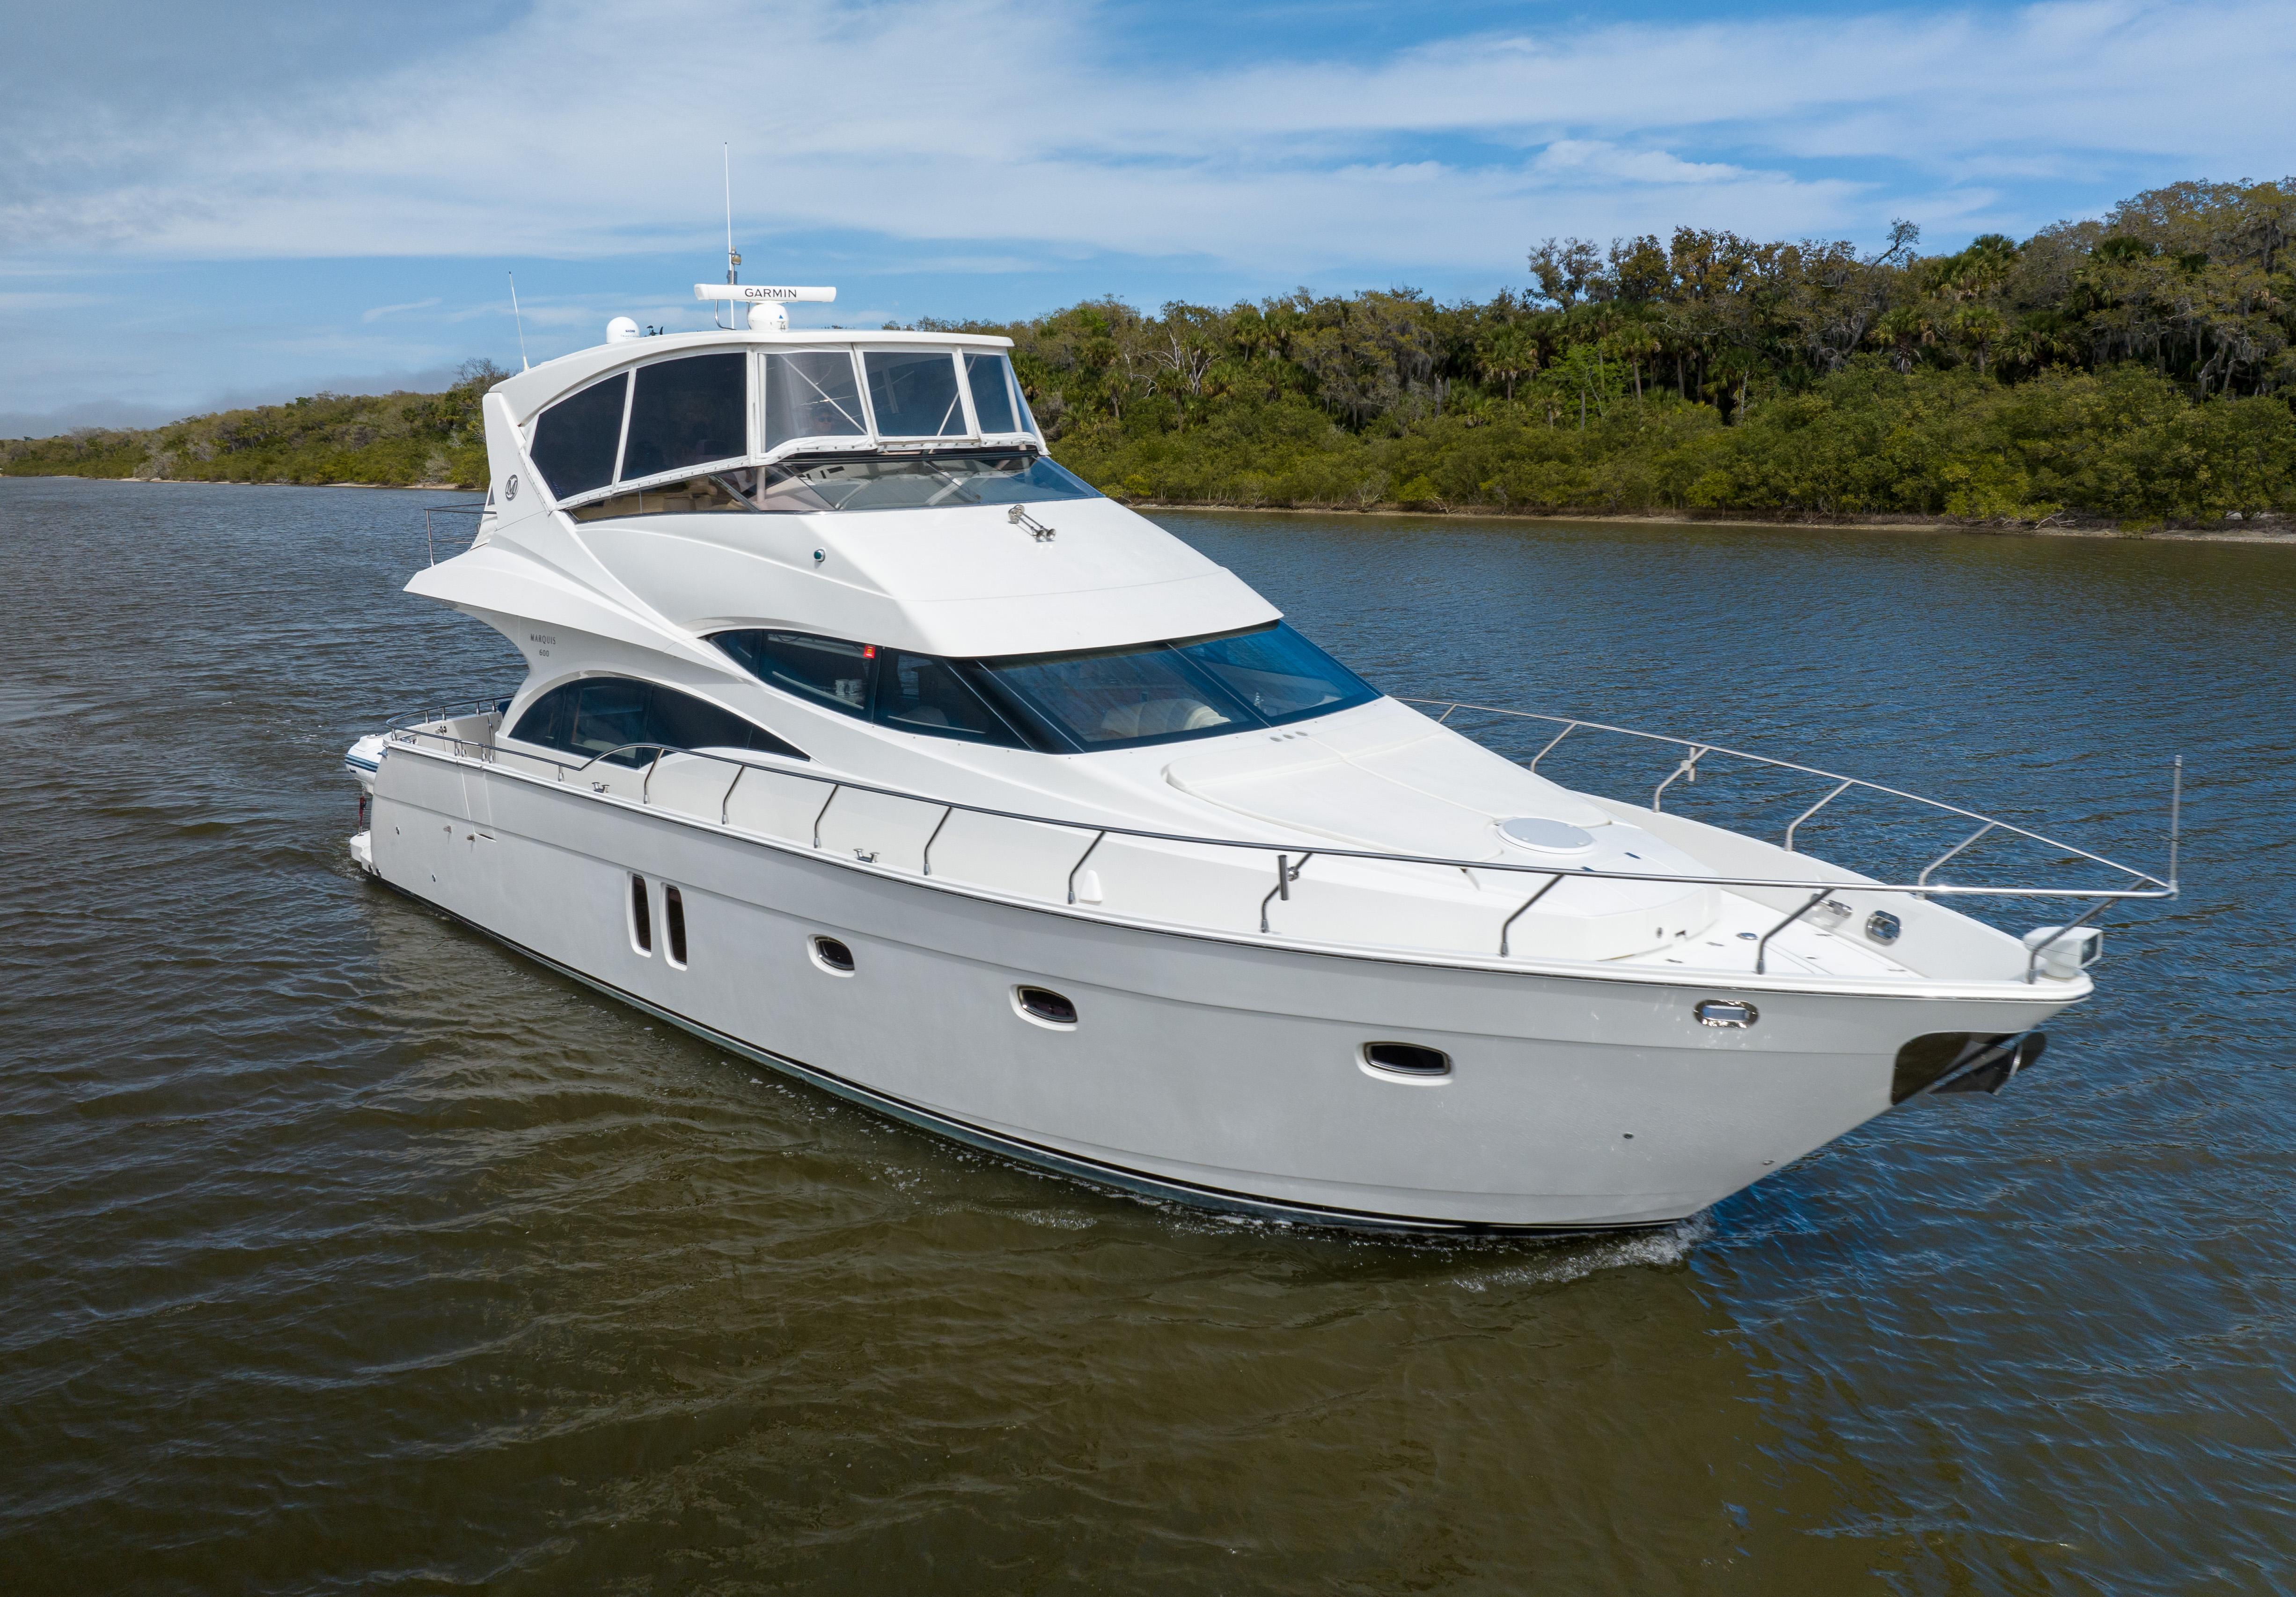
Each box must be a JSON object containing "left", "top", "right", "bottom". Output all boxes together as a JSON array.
[
  {"left": 9, "top": 179, "right": 2292, "bottom": 536},
  {"left": 32, "top": 476, "right": 2291, "bottom": 544}
]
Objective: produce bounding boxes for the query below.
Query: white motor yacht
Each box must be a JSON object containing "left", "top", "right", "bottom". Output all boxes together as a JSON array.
[{"left": 344, "top": 284, "right": 2174, "bottom": 1232}]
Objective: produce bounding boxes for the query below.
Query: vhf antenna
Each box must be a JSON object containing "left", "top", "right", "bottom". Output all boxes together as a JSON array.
[
  {"left": 507, "top": 271, "right": 530, "bottom": 371},
  {"left": 716, "top": 144, "right": 741, "bottom": 330}
]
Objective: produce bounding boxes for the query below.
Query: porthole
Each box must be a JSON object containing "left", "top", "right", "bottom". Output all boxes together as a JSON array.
[
  {"left": 1014, "top": 986, "right": 1078, "bottom": 1028},
  {"left": 809, "top": 935, "right": 855, "bottom": 975},
  {"left": 1361, "top": 1041, "right": 1451, "bottom": 1078},
  {"left": 1694, "top": 999, "right": 1759, "bottom": 1029}
]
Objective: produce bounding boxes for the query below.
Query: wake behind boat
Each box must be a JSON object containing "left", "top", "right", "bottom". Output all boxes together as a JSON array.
[{"left": 343, "top": 279, "right": 2174, "bottom": 1231}]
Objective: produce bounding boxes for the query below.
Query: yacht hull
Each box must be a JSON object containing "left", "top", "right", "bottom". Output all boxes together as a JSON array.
[{"left": 364, "top": 747, "right": 2073, "bottom": 1231}]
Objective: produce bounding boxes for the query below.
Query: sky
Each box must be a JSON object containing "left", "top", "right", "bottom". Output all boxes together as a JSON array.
[{"left": 3, "top": 0, "right": 2290, "bottom": 433}]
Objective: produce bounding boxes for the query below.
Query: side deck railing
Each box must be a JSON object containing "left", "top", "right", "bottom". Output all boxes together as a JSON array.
[{"left": 381, "top": 699, "right": 2177, "bottom": 982}]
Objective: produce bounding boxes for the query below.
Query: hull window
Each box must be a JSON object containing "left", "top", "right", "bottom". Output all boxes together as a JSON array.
[
  {"left": 630, "top": 875, "right": 653, "bottom": 954},
  {"left": 1362, "top": 1042, "right": 1451, "bottom": 1078},
  {"left": 512, "top": 678, "right": 808, "bottom": 766},
  {"left": 621, "top": 353, "right": 748, "bottom": 481},
  {"left": 810, "top": 936, "right": 855, "bottom": 974},
  {"left": 664, "top": 886, "right": 688, "bottom": 967},
  {"left": 1015, "top": 987, "right": 1078, "bottom": 1027},
  {"left": 529, "top": 373, "right": 629, "bottom": 499}
]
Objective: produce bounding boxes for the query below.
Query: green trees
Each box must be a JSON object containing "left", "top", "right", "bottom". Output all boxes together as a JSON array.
[
  {"left": 990, "top": 176, "right": 2294, "bottom": 524},
  {"left": 10, "top": 180, "right": 2291, "bottom": 527},
  {"left": 1, "top": 358, "right": 506, "bottom": 488}
]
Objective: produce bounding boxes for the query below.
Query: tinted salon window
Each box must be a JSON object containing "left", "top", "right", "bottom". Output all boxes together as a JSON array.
[
  {"left": 1174, "top": 623, "right": 1373, "bottom": 723},
  {"left": 511, "top": 677, "right": 807, "bottom": 767},
  {"left": 873, "top": 651, "right": 1028, "bottom": 747},
  {"left": 973, "top": 623, "right": 1377, "bottom": 751},
  {"left": 710, "top": 631, "right": 872, "bottom": 718},
  {"left": 528, "top": 373, "right": 628, "bottom": 498},
  {"left": 621, "top": 353, "right": 747, "bottom": 481}
]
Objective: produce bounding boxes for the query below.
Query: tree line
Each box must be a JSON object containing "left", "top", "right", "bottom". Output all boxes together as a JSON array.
[
  {"left": 948, "top": 177, "right": 2295, "bottom": 524},
  {"left": 0, "top": 359, "right": 505, "bottom": 491},
  {"left": 8, "top": 178, "right": 2291, "bottom": 525}
]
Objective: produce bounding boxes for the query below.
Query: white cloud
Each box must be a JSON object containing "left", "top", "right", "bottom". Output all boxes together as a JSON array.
[
  {"left": 1529, "top": 142, "right": 1758, "bottom": 188},
  {"left": 4, "top": 0, "right": 2288, "bottom": 280},
  {"left": 360, "top": 297, "right": 443, "bottom": 323}
]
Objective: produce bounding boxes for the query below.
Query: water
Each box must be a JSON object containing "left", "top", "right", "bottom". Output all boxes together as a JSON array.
[{"left": 1, "top": 476, "right": 2289, "bottom": 1594}]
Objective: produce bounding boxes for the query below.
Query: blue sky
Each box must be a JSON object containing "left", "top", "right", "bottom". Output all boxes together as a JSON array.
[{"left": 4, "top": 0, "right": 2290, "bottom": 432}]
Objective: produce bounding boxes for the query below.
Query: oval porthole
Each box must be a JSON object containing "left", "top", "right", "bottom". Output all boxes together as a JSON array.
[
  {"left": 1865, "top": 910, "right": 1902, "bottom": 945},
  {"left": 809, "top": 935, "right": 855, "bottom": 974},
  {"left": 1361, "top": 1041, "right": 1451, "bottom": 1078},
  {"left": 1694, "top": 999, "right": 1759, "bottom": 1029},
  {"left": 1014, "top": 986, "right": 1078, "bottom": 1027}
]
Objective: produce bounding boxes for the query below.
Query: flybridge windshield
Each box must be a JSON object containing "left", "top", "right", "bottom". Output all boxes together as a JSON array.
[
  {"left": 528, "top": 345, "right": 1044, "bottom": 509},
  {"left": 568, "top": 450, "right": 1100, "bottom": 520},
  {"left": 749, "top": 451, "right": 1100, "bottom": 513}
]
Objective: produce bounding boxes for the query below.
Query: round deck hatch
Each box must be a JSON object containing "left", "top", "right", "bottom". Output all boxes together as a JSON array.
[{"left": 1499, "top": 817, "right": 1595, "bottom": 852}]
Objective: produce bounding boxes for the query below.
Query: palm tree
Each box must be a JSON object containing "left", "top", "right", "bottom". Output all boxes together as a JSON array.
[
  {"left": 1953, "top": 304, "right": 2008, "bottom": 376},
  {"left": 1872, "top": 303, "right": 1943, "bottom": 374},
  {"left": 1478, "top": 325, "right": 1538, "bottom": 403}
]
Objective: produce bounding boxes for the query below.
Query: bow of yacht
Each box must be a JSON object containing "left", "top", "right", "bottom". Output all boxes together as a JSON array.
[{"left": 344, "top": 289, "right": 2173, "bottom": 1231}]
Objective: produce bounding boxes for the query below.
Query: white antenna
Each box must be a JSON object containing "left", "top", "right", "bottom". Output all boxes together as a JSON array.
[
  {"left": 712, "top": 144, "right": 744, "bottom": 330},
  {"left": 723, "top": 143, "right": 738, "bottom": 285},
  {"left": 507, "top": 271, "right": 530, "bottom": 372}
]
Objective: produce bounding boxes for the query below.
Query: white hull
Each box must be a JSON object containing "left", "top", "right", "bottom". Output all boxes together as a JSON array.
[{"left": 362, "top": 742, "right": 2071, "bottom": 1231}]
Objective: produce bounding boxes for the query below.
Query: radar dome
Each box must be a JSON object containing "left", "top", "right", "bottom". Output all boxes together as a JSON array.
[{"left": 605, "top": 316, "right": 641, "bottom": 343}]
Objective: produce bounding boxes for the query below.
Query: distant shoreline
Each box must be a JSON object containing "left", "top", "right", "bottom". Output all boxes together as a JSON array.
[
  {"left": 1126, "top": 499, "right": 2296, "bottom": 544},
  {"left": 2, "top": 475, "right": 473, "bottom": 492},
  {"left": 12, "top": 472, "right": 2293, "bottom": 544}
]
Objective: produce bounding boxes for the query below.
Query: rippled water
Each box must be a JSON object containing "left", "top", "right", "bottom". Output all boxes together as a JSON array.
[{"left": 2, "top": 477, "right": 2290, "bottom": 1593}]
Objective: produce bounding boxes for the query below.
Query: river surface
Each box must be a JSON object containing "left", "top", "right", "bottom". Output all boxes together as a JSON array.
[{"left": 1, "top": 476, "right": 2289, "bottom": 1594}]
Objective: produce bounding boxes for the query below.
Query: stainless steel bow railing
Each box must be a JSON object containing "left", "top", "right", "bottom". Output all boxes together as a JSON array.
[{"left": 381, "top": 699, "right": 2178, "bottom": 982}]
